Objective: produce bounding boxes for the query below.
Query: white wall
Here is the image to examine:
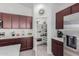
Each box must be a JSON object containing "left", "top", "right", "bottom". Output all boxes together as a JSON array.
[
  {"left": 0, "top": 29, "right": 33, "bottom": 39},
  {"left": 0, "top": 3, "right": 32, "bottom": 16},
  {"left": 54, "top": 3, "right": 75, "bottom": 13},
  {"left": 33, "top": 3, "right": 54, "bottom": 54}
]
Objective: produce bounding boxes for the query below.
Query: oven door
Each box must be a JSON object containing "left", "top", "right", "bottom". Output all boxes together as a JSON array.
[{"left": 66, "top": 35, "right": 77, "bottom": 49}]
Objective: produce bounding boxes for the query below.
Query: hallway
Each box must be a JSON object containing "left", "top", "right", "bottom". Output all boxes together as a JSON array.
[{"left": 37, "top": 45, "right": 53, "bottom": 56}]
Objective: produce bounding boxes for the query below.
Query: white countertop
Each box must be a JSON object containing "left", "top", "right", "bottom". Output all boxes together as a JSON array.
[
  {"left": 0, "top": 44, "right": 21, "bottom": 56},
  {"left": 0, "top": 35, "right": 33, "bottom": 40},
  {"left": 52, "top": 37, "right": 63, "bottom": 42}
]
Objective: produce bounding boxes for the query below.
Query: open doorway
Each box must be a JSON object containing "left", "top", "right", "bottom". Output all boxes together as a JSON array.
[{"left": 36, "top": 17, "right": 47, "bottom": 56}]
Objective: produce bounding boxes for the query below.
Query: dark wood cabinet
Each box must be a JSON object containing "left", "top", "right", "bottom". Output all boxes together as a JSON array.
[
  {"left": 52, "top": 39, "right": 63, "bottom": 56},
  {"left": 56, "top": 3, "right": 79, "bottom": 29},
  {"left": 0, "top": 13, "right": 2, "bottom": 19},
  {"left": 60, "top": 7, "right": 71, "bottom": 16},
  {"left": 20, "top": 38, "right": 27, "bottom": 51},
  {"left": 56, "top": 12, "right": 63, "bottom": 29},
  {"left": 26, "top": 16, "right": 32, "bottom": 29},
  {"left": 2, "top": 13, "right": 11, "bottom": 29},
  {"left": 52, "top": 40, "right": 58, "bottom": 55},
  {"left": 0, "top": 12, "right": 32, "bottom": 29},
  {"left": 72, "top": 3, "right": 79, "bottom": 14},
  {"left": 0, "top": 38, "right": 20, "bottom": 47},
  {"left": 0, "top": 37, "right": 33, "bottom": 51},
  {"left": 26, "top": 37, "right": 33, "bottom": 49},
  {"left": 58, "top": 45, "right": 63, "bottom": 56},
  {"left": 56, "top": 7, "right": 71, "bottom": 29},
  {"left": 19, "top": 16, "right": 27, "bottom": 29},
  {"left": 20, "top": 37, "right": 33, "bottom": 51},
  {"left": 11, "top": 15, "right": 19, "bottom": 29}
]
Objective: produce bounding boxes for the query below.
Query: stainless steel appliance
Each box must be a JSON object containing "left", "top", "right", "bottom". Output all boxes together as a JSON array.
[
  {"left": 66, "top": 35, "right": 77, "bottom": 49},
  {"left": 64, "top": 35, "right": 79, "bottom": 56}
]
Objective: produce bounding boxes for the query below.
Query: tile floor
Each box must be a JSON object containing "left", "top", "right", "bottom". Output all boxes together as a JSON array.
[
  {"left": 20, "top": 50, "right": 35, "bottom": 56},
  {"left": 37, "top": 45, "right": 53, "bottom": 56},
  {"left": 20, "top": 45, "right": 53, "bottom": 56}
]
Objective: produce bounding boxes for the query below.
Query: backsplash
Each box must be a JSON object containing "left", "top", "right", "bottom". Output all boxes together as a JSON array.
[
  {"left": 0, "top": 29, "right": 33, "bottom": 38},
  {"left": 62, "top": 29, "right": 79, "bottom": 38}
]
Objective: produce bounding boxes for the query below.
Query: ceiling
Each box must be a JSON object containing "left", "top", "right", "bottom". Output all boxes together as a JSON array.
[{"left": 20, "top": 3, "right": 33, "bottom": 8}]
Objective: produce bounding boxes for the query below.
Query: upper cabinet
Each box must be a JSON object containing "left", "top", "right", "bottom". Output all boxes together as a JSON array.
[
  {"left": 11, "top": 15, "right": 19, "bottom": 29},
  {"left": 72, "top": 3, "right": 79, "bottom": 14},
  {"left": 56, "top": 7, "right": 71, "bottom": 29},
  {"left": 0, "top": 12, "right": 32, "bottom": 29},
  {"left": 26, "top": 16, "right": 32, "bottom": 29},
  {"left": 61, "top": 7, "right": 71, "bottom": 16},
  {"left": 2, "top": 13, "right": 11, "bottom": 29},
  {"left": 56, "top": 3, "right": 79, "bottom": 29},
  {"left": 56, "top": 12, "right": 63, "bottom": 29},
  {"left": 19, "top": 16, "right": 27, "bottom": 29}
]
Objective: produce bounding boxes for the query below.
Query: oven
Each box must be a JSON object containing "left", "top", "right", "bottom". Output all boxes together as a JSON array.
[
  {"left": 66, "top": 35, "right": 77, "bottom": 49},
  {"left": 64, "top": 35, "right": 79, "bottom": 56}
]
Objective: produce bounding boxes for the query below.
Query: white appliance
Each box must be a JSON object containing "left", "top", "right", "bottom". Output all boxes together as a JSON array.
[{"left": 0, "top": 44, "right": 21, "bottom": 56}]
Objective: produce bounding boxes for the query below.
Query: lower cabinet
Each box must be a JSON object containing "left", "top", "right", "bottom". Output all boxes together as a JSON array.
[
  {"left": 20, "top": 38, "right": 27, "bottom": 51},
  {"left": 26, "top": 37, "right": 33, "bottom": 49},
  {"left": 0, "top": 38, "right": 20, "bottom": 47},
  {"left": 20, "top": 37, "right": 33, "bottom": 51},
  {"left": 52, "top": 39, "right": 63, "bottom": 56},
  {"left": 0, "top": 37, "right": 33, "bottom": 51}
]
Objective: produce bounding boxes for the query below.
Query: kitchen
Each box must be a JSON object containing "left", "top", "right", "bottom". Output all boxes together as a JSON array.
[
  {"left": 0, "top": 3, "right": 33, "bottom": 56},
  {"left": 0, "top": 3, "right": 79, "bottom": 56}
]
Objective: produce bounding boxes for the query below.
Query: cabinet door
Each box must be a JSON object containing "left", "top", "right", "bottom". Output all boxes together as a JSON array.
[
  {"left": 26, "top": 16, "right": 32, "bottom": 29},
  {"left": 56, "top": 12, "right": 63, "bottom": 29},
  {"left": 52, "top": 39, "right": 58, "bottom": 56},
  {"left": 11, "top": 15, "right": 19, "bottom": 29},
  {"left": 26, "top": 37, "right": 33, "bottom": 49},
  {"left": 19, "top": 16, "right": 27, "bottom": 29},
  {"left": 2, "top": 13, "right": 11, "bottom": 29},
  {"left": 53, "top": 43, "right": 58, "bottom": 56},
  {"left": 52, "top": 39, "right": 63, "bottom": 56},
  {"left": 56, "top": 7, "right": 71, "bottom": 29},
  {"left": 20, "top": 38, "right": 27, "bottom": 51},
  {"left": 61, "top": 7, "right": 71, "bottom": 16},
  {"left": 72, "top": 3, "right": 79, "bottom": 13},
  {"left": 58, "top": 45, "right": 63, "bottom": 56},
  {"left": 0, "top": 13, "right": 2, "bottom": 19}
]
